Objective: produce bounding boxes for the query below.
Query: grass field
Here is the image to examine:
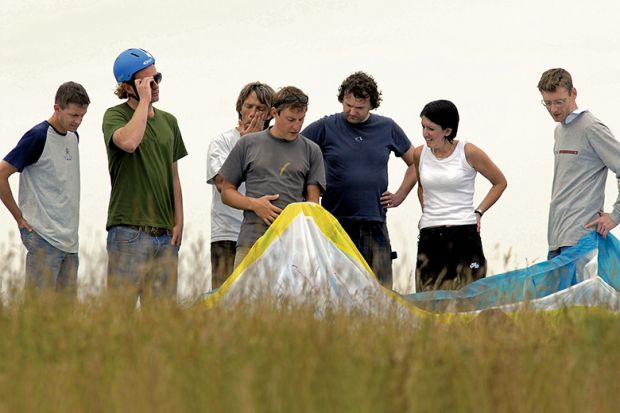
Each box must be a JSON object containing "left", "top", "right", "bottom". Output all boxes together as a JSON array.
[{"left": 1, "top": 290, "right": 620, "bottom": 413}]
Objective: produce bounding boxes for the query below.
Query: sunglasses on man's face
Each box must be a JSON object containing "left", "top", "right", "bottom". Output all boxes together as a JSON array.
[
  {"left": 274, "top": 94, "right": 308, "bottom": 108},
  {"left": 131, "top": 72, "right": 163, "bottom": 89}
]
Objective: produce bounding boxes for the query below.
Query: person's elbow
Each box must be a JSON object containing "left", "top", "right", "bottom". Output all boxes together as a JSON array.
[
  {"left": 112, "top": 132, "right": 140, "bottom": 153},
  {"left": 496, "top": 177, "right": 508, "bottom": 193},
  {"left": 116, "top": 139, "right": 139, "bottom": 153},
  {"left": 214, "top": 175, "right": 224, "bottom": 193}
]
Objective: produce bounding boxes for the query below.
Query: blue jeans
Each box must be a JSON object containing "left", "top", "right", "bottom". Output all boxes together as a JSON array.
[
  {"left": 106, "top": 225, "right": 179, "bottom": 301},
  {"left": 20, "top": 228, "right": 78, "bottom": 295}
]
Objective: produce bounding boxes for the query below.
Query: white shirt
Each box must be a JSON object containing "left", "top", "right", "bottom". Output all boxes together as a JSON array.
[
  {"left": 206, "top": 128, "right": 245, "bottom": 242},
  {"left": 418, "top": 140, "right": 477, "bottom": 229}
]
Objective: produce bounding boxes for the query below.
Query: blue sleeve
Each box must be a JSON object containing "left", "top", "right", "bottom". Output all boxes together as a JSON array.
[
  {"left": 3, "top": 121, "right": 48, "bottom": 172},
  {"left": 301, "top": 118, "right": 326, "bottom": 147},
  {"left": 390, "top": 120, "right": 412, "bottom": 157}
]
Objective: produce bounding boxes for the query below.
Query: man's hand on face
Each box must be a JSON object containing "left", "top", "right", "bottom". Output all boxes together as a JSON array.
[
  {"left": 134, "top": 77, "right": 154, "bottom": 102},
  {"left": 239, "top": 112, "right": 268, "bottom": 136}
]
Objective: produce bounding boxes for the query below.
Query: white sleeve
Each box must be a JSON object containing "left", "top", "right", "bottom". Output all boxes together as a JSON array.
[{"left": 206, "top": 133, "right": 231, "bottom": 185}]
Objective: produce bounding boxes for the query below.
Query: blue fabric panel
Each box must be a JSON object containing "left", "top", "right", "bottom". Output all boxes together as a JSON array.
[
  {"left": 597, "top": 233, "right": 620, "bottom": 290},
  {"left": 404, "top": 232, "right": 600, "bottom": 312}
]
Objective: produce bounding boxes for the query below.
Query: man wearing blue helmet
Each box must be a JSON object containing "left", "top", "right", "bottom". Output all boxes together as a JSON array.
[{"left": 102, "top": 48, "right": 188, "bottom": 304}]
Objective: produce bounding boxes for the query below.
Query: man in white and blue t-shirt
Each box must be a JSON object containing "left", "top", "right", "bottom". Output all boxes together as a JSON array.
[
  {"left": 0, "top": 82, "right": 90, "bottom": 294},
  {"left": 302, "top": 72, "right": 416, "bottom": 289}
]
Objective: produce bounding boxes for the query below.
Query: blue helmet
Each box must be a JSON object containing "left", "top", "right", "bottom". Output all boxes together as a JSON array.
[{"left": 113, "top": 48, "right": 156, "bottom": 84}]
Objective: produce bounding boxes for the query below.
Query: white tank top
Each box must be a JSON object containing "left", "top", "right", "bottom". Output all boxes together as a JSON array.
[{"left": 418, "top": 140, "right": 477, "bottom": 229}]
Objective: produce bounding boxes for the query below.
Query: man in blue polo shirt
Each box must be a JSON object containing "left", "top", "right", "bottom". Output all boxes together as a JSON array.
[
  {"left": 302, "top": 72, "right": 416, "bottom": 289},
  {"left": 0, "top": 81, "right": 90, "bottom": 295}
]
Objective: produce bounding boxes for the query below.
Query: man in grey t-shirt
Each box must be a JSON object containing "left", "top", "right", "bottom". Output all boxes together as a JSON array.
[
  {"left": 219, "top": 86, "right": 326, "bottom": 267},
  {"left": 538, "top": 68, "right": 620, "bottom": 259}
]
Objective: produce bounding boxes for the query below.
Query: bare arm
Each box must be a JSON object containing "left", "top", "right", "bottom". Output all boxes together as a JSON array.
[
  {"left": 111, "top": 78, "right": 154, "bottom": 153},
  {"left": 465, "top": 143, "right": 507, "bottom": 229},
  {"left": 305, "top": 184, "right": 321, "bottom": 203},
  {"left": 214, "top": 175, "right": 225, "bottom": 193},
  {"left": 0, "top": 160, "right": 31, "bottom": 231},
  {"left": 381, "top": 145, "right": 417, "bottom": 208},
  {"left": 412, "top": 146, "right": 424, "bottom": 210},
  {"left": 220, "top": 179, "right": 282, "bottom": 225},
  {"left": 171, "top": 161, "right": 183, "bottom": 245}
]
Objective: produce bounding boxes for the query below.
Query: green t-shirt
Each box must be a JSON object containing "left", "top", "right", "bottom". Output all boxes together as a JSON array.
[{"left": 102, "top": 103, "right": 188, "bottom": 230}]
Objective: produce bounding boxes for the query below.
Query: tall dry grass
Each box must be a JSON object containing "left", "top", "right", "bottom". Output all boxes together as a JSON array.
[{"left": 0, "top": 289, "right": 619, "bottom": 413}]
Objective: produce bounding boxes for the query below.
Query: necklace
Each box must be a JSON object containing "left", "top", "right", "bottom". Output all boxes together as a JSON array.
[{"left": 431, "top": 140, "right": 456, "bottom": 159}]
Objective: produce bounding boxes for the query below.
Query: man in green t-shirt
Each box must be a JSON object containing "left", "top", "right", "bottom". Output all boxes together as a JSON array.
[{"left": 102, "top": 48, "right": 188, "bottom": 304}]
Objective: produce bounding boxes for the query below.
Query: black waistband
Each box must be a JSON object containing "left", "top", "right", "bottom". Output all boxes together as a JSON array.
[{"left": 420, "top": 224, "right": 477, "bottom": 234}]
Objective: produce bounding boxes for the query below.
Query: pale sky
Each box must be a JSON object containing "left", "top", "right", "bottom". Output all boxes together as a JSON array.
[{"left": 2, "top": 0, "right": 620, "bottom": 295}]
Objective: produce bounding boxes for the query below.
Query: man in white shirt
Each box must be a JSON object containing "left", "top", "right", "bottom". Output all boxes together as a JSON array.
[{"left": 206, "top": 82, "right": 274, "bottom": 289}]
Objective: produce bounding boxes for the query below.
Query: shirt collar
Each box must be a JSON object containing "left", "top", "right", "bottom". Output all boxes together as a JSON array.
[{"left": 565, "top": 108, "right": 587, "bottom": 124}]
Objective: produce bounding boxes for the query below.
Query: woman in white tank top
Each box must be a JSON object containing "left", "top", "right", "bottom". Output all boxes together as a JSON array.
[{"left": 413, "top": 100, "right": 507, "bottom": 292}]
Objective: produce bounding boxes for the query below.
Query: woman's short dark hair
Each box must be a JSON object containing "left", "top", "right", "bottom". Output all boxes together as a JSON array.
[
  {"left": 420, "top": 100, "right": 459, "bottom": 142},
  {"left": 337, "top": 71, "right": 382, "bottom": 109}
]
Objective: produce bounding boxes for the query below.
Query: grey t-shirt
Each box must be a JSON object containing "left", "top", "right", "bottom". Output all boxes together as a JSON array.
[
  {"left": 218, "top": 128, "right": 326, "bottom": 247},
  {"left": 548, "top": 110, "right": 620, "bottom": 250}
]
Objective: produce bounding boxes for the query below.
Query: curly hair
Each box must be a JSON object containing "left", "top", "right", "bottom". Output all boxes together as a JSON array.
[
  {"left": 537, "top": 68, "right": 574, "bottom": 93},
  {"left": 114, "top": 84, "right": 129, "bottom": 99},
  {"left": 337, "top": 71, "right": 382, "bottom": 109}
]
